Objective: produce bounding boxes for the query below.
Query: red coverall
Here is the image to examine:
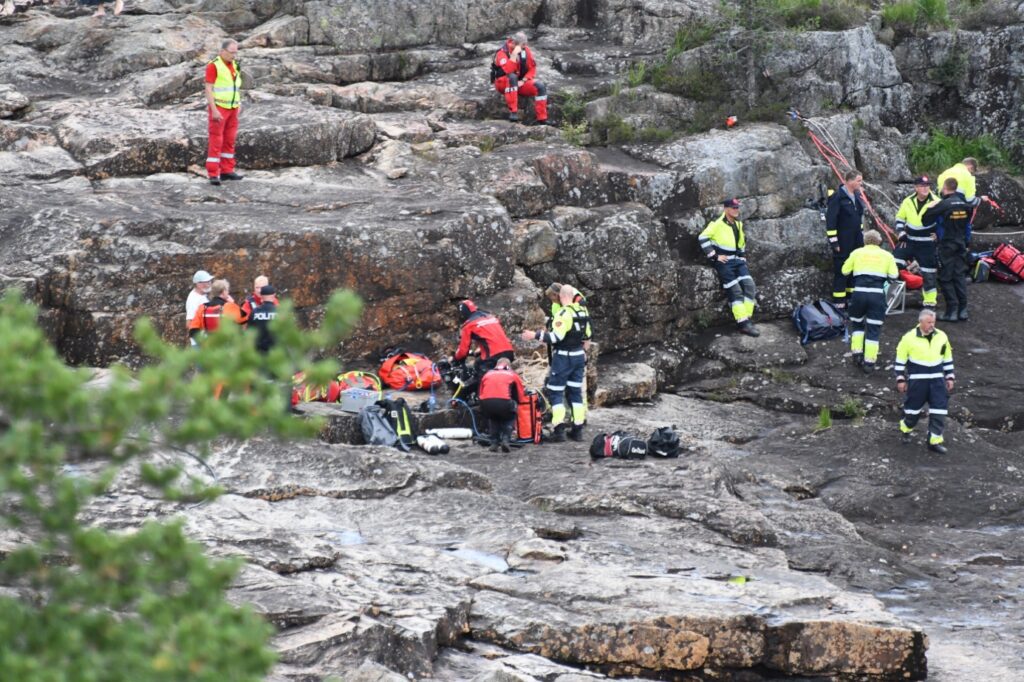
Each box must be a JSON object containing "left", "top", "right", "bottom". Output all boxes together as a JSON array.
[
  {"left": 493, "top": 41, "right": 548, "bottom": 122},
  {"left": 205, "top": 60, "right": 239, "bottom": 179}
]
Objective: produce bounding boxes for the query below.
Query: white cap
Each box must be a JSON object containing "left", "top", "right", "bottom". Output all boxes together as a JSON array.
[{"left": 192, "top": 270, "right": 214, "bottom": 284}]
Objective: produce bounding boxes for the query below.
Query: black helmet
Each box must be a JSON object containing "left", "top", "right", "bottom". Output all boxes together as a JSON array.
[{"left": 457, "top": 299, "right": 477, "bottom": 321}]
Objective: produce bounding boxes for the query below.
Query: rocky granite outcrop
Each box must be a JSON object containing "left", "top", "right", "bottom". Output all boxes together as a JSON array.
[{"left": 3, "top": 1, "right": 1024, "bottom": 679}]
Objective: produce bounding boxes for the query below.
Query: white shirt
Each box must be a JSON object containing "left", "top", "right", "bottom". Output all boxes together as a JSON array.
[{"left": 185, "top": 289, "right": 208, "bottom": 345}]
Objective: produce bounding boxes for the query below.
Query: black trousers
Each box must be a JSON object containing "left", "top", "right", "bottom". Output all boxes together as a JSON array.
[
  {"left": 938, "top": 242, "right": 968, "bottom": 312},
  {"left": 480, "top": 398, "right": 516, "bottom": 441}
]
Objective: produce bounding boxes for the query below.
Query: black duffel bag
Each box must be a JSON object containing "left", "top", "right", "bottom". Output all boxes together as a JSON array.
[
  {"left": 647, "top": 426, "right": 681, "bottom": 458},
  {"left": 590, "top": 431, "right": 648, "bottom": 460}
]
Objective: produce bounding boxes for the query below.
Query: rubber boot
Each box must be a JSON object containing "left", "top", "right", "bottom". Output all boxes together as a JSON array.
[
  {"left": 508, "top": 112, "right": 519, "bottom": 123},
  {"left": 738, "top": 321, "right": 760, "bottom": 337},
  {"left": 862, "top": 362, "right": 875, "bottom": 375},
  {"left": 928, "top": 442, "right": 948, "bottom": 454},
  {"left": 957, "top": 308, "right": 969, "bottom": 321},
  {"left": 549, "top": 424, "right": 567, "bottom": 443},
  {"left": 938, "top": 308, "right": 958, "bottom": 322},
  {"left": 500, "top": 429, "right": 511, "bottom": 453},
  {"left": 568, "top": 424, "right": 584, "bottom": 442}
]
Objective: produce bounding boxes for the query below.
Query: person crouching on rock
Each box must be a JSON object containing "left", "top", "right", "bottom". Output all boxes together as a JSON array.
[
  {"left": 478, "top": 357, "right": 525, "bottom": 453},
  {"left": 842, "top": 229, "right": 899, "bottom": 374},
  {"left": 699, "top": 198, "right": 759, "bottom": 337},
  {"left": 492, "top": 31, "right": 548, "bottom": 125}
]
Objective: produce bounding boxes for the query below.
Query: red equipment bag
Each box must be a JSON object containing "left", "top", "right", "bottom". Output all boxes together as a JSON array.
[
  {"left": 378, "top": 351, "right": 442, "bottom": 390},
  {"left": 516, "top": 391, "right": 543, "bottom": 443},
  {"left": 290, "top": 372, "right": 344, "bottom": 406},
  {"left": 899, "top": 269, "right": 923, "bottom": 290},
  {"left": 994, "top": 243, "right": 1024, "bottom": 279},
  {"left": 990, "top": 262, "right": 1022, "bottom": 284}
]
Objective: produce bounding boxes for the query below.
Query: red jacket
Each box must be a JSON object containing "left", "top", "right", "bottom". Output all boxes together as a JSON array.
[
  {"left": 479, "top": 367, "right": 525, "bottom": 402},
  {"left": 455, "top": 311, "right": 513, "bottom": 361},
  {"left": 494, "top": 41, "right": 537, "bottom": 81}
]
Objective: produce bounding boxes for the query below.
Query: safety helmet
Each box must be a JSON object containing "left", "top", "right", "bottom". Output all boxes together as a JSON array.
[{"left": 457, "top": 299, "right": 477, "bottom": 321}]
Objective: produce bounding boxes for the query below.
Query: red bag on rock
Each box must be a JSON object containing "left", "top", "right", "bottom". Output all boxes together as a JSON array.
[{"left": 379, "top": 351, "right": 442, "bottom": 390}]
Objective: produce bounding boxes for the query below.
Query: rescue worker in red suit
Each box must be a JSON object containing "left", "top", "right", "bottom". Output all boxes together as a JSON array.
[
  {"left": 492, "top": 31, "right": 548, "bottom": 124},
  {"left": 478, "top": 357, "right": 526, "bottom": 453},
  {"left": 204, "top": 39, "right": 244, "bottom": 186},
  {"left": 454, "top": 299, "right": 515, "bottom": 374}
]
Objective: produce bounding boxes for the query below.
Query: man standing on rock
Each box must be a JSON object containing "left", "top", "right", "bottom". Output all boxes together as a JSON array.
[
  {"left": 238, "top": 274, "right": 269, "bottom": 326},
  {"left": 248, "top": 284, "right": 279, "bottom": 354},
  {"left": 825, "top": 170, "right": 866, "bottom": 309},
  {"left": 841, "top": 230, "right": 899, "bottom": 373},
  {"left": 186, "top": 270, "right": 214, "bottom": 347},
  {"left": 492, "top": 32, "right": 548, "bottom": 125},
  {"left": 699, "top": 198, "right": 759, "bottom": 337},
  {"left": 521, "top": 286, "right": 591, "bottom": 442},
  {"left": 893, "top": 176, "right": 940, "bottom": 309},
  {"left": 894, "top": 308, "right": 955, "bottom": 454},
  {"left": 922, "top": 177, "right": 981, "bottom": 322},
  {"left": 204, "top": 39, "right": 243, "bottom": 186}
]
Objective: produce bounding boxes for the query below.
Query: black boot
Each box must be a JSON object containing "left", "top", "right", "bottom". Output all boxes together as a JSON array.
[
  {"left": 851, "top": 353, "right": 863, "bottom": 367},
  {"left": 928, "top": 442, "right": 948, "bottom": 455},
  {"left": 568, "top": 424, "right": 584, "bottom": 442},
  {"left": 957, "top": 308, "right": 969, "bottom": 321},
  {"left": 221, "top": 171, "right": 244, "bottom": 181},
  {"left": 738, "top": 321, "right": 760, "bottom": 337},
  {"left": 938, "top": 309, "right": 958, "bottom": 322},
  {"left": 508, "top": 112, "right": 519, "bottom": 123},
  {"left": 488, "top": 431, "right": 500, "bottom": 452},
  {"left": 500, "top": 433, "right": 511, "bottom": 453},
  {"left": 862, "top": 362, "right": 875, "bottom": 375},
  {"left": 549, "top": 424, "right": 567, "bottom": 443}
]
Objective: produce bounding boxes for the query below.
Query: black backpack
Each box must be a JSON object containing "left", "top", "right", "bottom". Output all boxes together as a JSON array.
[
  {"left": 590, "top": 431, "right": 648, "bottom": 460},
  {"left": 647, "top": 427, "right": 681, "bottom": 458},
  {"left": 378, "top": 397, "right": 416, "bottom": 451},
  {"left": 359, "top": 405, "right": 399, "bottom": 448},
  {"left": 792, "top": 299, "right": 847, "bottom": 345}
]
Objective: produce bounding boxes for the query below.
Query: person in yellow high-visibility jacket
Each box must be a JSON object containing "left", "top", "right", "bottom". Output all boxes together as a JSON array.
[
  {"left": 204, "top": 40, "right": 243, "bottom": 186},
  {"left": 841, "top": 230, "right": 899, "bottom": 373}
]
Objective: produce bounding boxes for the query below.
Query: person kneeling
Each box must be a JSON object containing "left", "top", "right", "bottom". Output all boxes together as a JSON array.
[{"left": 478, "top": 357, "right": 525, "bottom": 453}]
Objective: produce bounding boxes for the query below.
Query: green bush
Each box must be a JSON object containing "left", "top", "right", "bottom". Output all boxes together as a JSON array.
[
  {"left": 881, "top": 0, "right": 951, "bottom": 31},
  {"left": 816, "top": 406, "right": 833, "bottom": 430},
  {"left": 909, "top": 128, "right": 1016, "bottom": 175},
  {"left": 561, "top": 120, "right": 588, "bottom": 147},
  {"left": 0, "top": 288, "right": 363, "bottom": 681},
  {"left": 666, "top": 22, "right": 720, "bottom": 61},
  {"left": 558, "top": 92, "right": 587, "bottom": 126},
  {"left": 840, "top": 396, "right": 866, "bottom": 419}
]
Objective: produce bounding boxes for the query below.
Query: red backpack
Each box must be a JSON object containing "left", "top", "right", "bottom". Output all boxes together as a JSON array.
[
  {"left": 994, "top": 243, "right": 1024, "bottom": 279},
  {"left": 378, "top": 351, "right": 442, "bottom": 390},
  {"left": 516, "top": 390, "right": 544, "bottom": 443}
]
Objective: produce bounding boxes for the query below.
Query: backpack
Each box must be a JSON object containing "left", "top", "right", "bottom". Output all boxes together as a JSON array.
[
  {"left": 359, "top": 404, "right": 399, "bottom": 447},
  {"left": 647, "top": 427, "right": 681, "bottom": 458},
  {"left": 516, "top": 390, "right": 543, "bottom": 444},
  {"left": 377, "top": 397, "right": 416, "bottom": 451},
  {"left": 378, "top": 350, "right": 443, "bottom": 391},
  {"left": 972, "top": 256, "right": 992, "bottom": 283},
  {"left": 337, "top": 371, "right": 383, "bottom": 395},
  {"left": 993, "top": 243, "right": 1024, "bottom": 279},
  {"left": 792, "top": 299, "right": 847, "bottom": 346},
  {"left": 589, "top": 431, "right": 648, "bottom": 460},
  {"left": 489, "top": 44, "right": 507, "bottom": 83},
  {"left": 290, "top": 372, "right": 344, "bottom": 407}
]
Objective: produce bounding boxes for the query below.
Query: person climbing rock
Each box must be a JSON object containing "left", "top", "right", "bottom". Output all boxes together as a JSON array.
[
  {"left": 825, "top": 169, "right": 866, "bottom": 309},
  {"left": 188, "top": 279, "right": 243, "bottom": 343},
  {"left": 204, "top": 39, "right": 243, "bottom": 186},
  {"left": 841, "top": 230, "right": 899, "bottom": 373},
  {"left": 922, "top": 176, "right": 981, "bottom": 322},
  {"left": 521, "top": 286, "right": 591, "bottom": 442},
  {"left": 185, "top": 270, "right": 214, "bottom": 346},
  {"left": 699, "top": 198, "right": 759, "bottom": 337},
  {"left": 492, "top": 31, "right": 548, "bottom": 125},
  {"left": 478, "top": 357, "right": 525, "bottom": 453},
  {"left": 893, "top": 176, "right": 940, "bottom": 309},
  {"left": 894, "top": 308, "right": 955, "bottom": 454},
  {"left": 248, "top": 284, "right": 279, "bottom": 354},
  {"left": 454, "top": 299, "right": 515, "bottom": 373}
]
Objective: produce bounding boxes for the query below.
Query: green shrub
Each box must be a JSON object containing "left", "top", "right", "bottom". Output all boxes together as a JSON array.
[
  {"left": 909, "top": 128, "right": 1016, "bottom": 175},
  {"left": 928, "top": 51, "right": 966, "bottom": 87},
  {"left": 840, "top": 396, "right": 866, "bottom": 419},
  {"left": 881, "top": 0, "right": 951, "bottom": 31},
  {"left": 626, "top": 61, "right": 647, "bottom": 88},
  {"left": 558, "top": 92, "right": 587, "bottom": 126},
  {"left": 561, "top": 120, "right": 588, "bottom": 147},
  {"left": 816, "top": 406, "right": 833, "bottom": 430},
  {"left": 666, "top": 22, "right": 720, "bottom": 61}
]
